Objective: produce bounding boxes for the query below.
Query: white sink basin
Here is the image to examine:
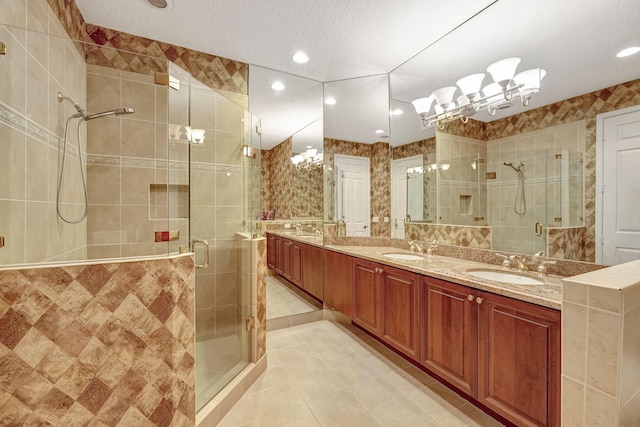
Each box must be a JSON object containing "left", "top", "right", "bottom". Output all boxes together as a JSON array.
[
  {"left": 383, "top": 253, "right": 424, "bottom": 261},
  {"left": 466, "top": 269, "right": 544, "bottom": 285}
]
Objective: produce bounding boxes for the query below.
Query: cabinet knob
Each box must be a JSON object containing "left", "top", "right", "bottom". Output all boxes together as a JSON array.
[
  {"left": 467, "top": 295, "right": 474, "bottom": 301},
  {"left": 476, "top": 297, "right": 483, "bottom": 304},
  {"left": 375, "top": 267, "right": 384, "bottom": 273}
]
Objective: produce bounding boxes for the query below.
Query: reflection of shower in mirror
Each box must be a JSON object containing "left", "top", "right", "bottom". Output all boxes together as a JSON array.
[{"left": 503, "top": 161, "right": 526, "bottom": 215}]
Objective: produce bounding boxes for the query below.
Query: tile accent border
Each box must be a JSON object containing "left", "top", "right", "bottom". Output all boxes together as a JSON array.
[{"left": 0, "top": 254, "right": 196, "bottom": 426}]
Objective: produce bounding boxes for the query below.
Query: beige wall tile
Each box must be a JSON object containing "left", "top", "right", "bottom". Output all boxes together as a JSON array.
[
  {"left": 584, "top": 386, "right": 618, "bottom": 427},
  {"left": 215, "top": 207, "right": 243, "bottom": 241},
  {"left": 87, "top": 165, "right": 120, "bottom": 205},
  {"left": 216, "top": 272, "right": 237, "bottom": 306},
  {"left": 120, "top": 206, "right": 154, "bottom": 244},
  {"left": 620, "top": 305, "right": 640, "bottom": 405},
  {"left": 121, "top": 119, "right": 156, "bottom": 158},
  {"left": 0, "top": 0, "right": 27, "bottom": 28},
  {"left": 25, "top": 201, "right": 49, "bottom": 263},
  {"left": 87, "top": 74, "right": 121, "bottom": 116},
  {"left": 191, "top": 170, "right": 216, "bottom": 206},
  {"left": 87, "top": 244, "right": 120, "bottom": 260},
  {"left": 0, "top": 27, "right": 27, "bottom": 113},
  {"left": 25, "top": 137, "right": 49, "bottom": 202},
  {"left": 623, "top": 284, "right": 640, "bottom": 313},
  {"left": 155, "top": 86, "right": 168, "bottom": 124},
  {"left": 620, "top": 389, "right": 640, "bottom": 427},
  {"left": 0, "top": 124, "right": 26, "bottom": 200},
  {"left": 562, "top": 376, "right": 585, "bottom": 426},
  {"left": 121, "top": 167, "right": 154, "bottom": 206},
  {"left": 87, "top": 117, "right": 120, "bottom": 156},
  {"left": 216, "top": 169, "right": 242, "bottom": 207},
  {"left": 26, "top": 55, "right": 48, "bottom": 128},
  {"left": 0, "top": 200, "right": 26, "bottom": 265},
  {"left": 589, "top": 285, "right": 622, "bottom": 313},
  {"left": 87, "top": 205, "right": 121, "bottom": 244},
  {"left": 563, "top": 302, "right": 588, "bottom": 383},
  {"left": 215, "top": 96, "right": 244, "bottom": 134},
  {"left": 216, "top": 131, "right": 242, "bottom": 165},
  {"left": 26, "top": 0, "right": 48, "bottom": 33},
  {"left": 586, "top": 308, "right": 621, "bottom": 396},
  {"left": 122, "top": 80, "right": 155, "bottom": 122}
]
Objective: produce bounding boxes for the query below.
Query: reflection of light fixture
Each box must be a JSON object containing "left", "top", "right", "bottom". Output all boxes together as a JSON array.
[
  {"left": 407, "top": 166, "right": 423, "bottom": 174},
  {"left": 186, "top": 127, "right": 205, "bottom": 144},
  {"left": 390, "top": 108, "right": 404, "bottom": 116},
  {"left": 375, "top": 129, "right": 384, "bottom": 134},
  {"left": 271, "top": 81, "right": 285, "bottom": 91},
  {"left": 325, "top": 97, "right": 336, "bottom": 105},
  {"left": 291, "top": 148, "right": 323, "bottom": 171},
  {"left": 292, "top": 52, "right": 309, "bottom": 63},
  {"left": 427, "top": 163, "right": 450, "bottom": 172},
  {"left": 411, "top": 57, "right": 546, "bottom": 129},
  {"left": 243, "top": 145, "right": 255, "bottom": 158}
]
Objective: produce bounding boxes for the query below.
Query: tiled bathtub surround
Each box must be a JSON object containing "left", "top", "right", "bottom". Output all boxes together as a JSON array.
[
  {"left": 561, "top": 260, "right": 640, "bottom": 426},
  {"left": 0, "top": 254, "right": 196, "bottom": 426}
]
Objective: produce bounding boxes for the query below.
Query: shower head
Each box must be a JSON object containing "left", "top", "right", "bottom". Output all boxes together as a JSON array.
[
  {"left": 84, "top": 107, "right": 135, "bottom": 121},
  {"left": 503, "top": 161, "right": 524, "bottom": 172}
]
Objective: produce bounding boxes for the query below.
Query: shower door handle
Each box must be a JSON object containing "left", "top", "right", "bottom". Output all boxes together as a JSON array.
[
  {"left": 535, "top": 222, "right": 543, "bottom": 237},
  {"left": 191, "top": 239, "right": 210, "bottom": 269}
]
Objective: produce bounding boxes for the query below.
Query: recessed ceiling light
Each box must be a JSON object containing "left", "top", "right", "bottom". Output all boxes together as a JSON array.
[
  {"left": 390, "top": 109, "right": 404, "bottom": 116},
  {"left": 292, "top": 52, "right": 309, "bottom": 64},
  {"left": 271, "top": 81, "right": 285, "bottom": 91},
  {"left": 617, "top": 47, "right": 640, "bottom": 58},
  {"left": 375, "top": 129, "right": 384, "bottom": 134},
  {"left": 325, "top": 97, "right": 336, "bottom": 105}
]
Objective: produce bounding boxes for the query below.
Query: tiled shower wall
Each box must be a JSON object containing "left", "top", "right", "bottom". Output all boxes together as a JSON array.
[
  {"left": 260, "top": 137, "right": 293, "bottom": 220},
  {"left": 0, "top": 0, "right": 88, "bottom": 265},
  {"left": 85, "top": 64, "right": 172, "bottom": 260}
]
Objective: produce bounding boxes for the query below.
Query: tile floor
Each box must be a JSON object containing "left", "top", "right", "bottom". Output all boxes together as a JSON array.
[
  {"left": 196, "top": 335, "right": 249, "bottom": 410},
  {"left": 218, "top": 320, "right": 504, "bottom": 426},
  {"left": 266, "top": 275, "right": 321, "bottom": 320}
]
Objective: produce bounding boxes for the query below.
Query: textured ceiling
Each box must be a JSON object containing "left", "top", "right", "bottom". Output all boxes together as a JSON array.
[{"left": 75, "top": 0, "right": 640, "bottom": 149}]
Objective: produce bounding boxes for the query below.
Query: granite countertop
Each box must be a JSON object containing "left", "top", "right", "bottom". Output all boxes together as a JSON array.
[
  {"left": 325, "top": 245, "right": 562, "bottom": 310},
  {"left": 266, "top": 230, "right": 324, "bottom": 248}
]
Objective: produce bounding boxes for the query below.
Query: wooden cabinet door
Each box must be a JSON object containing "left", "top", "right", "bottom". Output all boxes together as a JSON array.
[
  {"left": 422, "top": 277, "right": 478, "bottom": 396},
  {"left": 323, "top": 250, "right": 353, "bottom": 318},
  {"left": 281, "top": 239, "right": 292, "bottom": 279},
  {"left": 478, "top": 292, "right": 561, "bottom": 427},
  {"left": 266, "top": 233, "right": 276, "bottom": 269},
  {"left": 302, "top": 244, "right": 324, "bottom": 301},
  {"left": 274, "top": 236, "right": 283, "bottom": 274},
  {"left": 353, "top": 259, "right": 382, "bottom": 336},
  {"left": 381, "top": 266, "right": 420, "bottom": 360},
  {"left": 291, "top": 241, "right": 303, "bottom": 287}
]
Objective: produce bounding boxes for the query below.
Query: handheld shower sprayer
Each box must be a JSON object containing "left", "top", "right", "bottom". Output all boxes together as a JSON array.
[
  {"left": 55, "top": 92, "right": 135, "bottom": 223},
  {"left": 503, "top": 161, "right": 526, "bottom": 215}
]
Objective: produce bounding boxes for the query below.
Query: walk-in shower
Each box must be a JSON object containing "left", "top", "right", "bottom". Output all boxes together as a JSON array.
[
  {"left": 503, "top": 161, "right": 526, "bottom": 215},
  {"left": 56, "top": 92, "right": 135, "bottom": 224}
]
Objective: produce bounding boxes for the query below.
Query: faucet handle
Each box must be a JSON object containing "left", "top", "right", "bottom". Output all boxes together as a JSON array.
[
  {"left": 537, "top": 260, "right": 557, "bottom": 276},
  {"left": 495, "top": 253, "right": 510, "bottom": 269},
  {"left": 426, "top": 240, "right": 439, "bottom": 255}
]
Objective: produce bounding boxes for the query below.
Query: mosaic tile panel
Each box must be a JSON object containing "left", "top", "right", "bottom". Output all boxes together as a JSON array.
[
  {"left": 292, "top": 165, "right": 324, "bottom": 219},
  {"left": 547, "top": 227, "right": 587, "bottom": 261},
  {"left": 370, "top": 142, "right": 391, "bottom": 237},
  {"left": 0, "top": 255, "right": 195, "bottom": 426},
  {"left": 45, "top": 0, "right": 89, "bottom": 44},
  {"left": 440, "top": 118, "right": 487, "bottom": 141},
  {"left": 255, "top": 239, "right": 267, "bottom": 361},
  {"left": 405, "top": 223, "right": 492, "bottom": 249},
  {"left": 260, "top": 138, "right": 293, "bottom": 220},
  {"left": 391, "top": 137, "right": 436, "bottom": 160}
]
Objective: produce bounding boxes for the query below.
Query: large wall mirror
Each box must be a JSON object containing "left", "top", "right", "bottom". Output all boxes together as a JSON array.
[{"left": 389, "top": 0, "right": 640, "bottom": 264}]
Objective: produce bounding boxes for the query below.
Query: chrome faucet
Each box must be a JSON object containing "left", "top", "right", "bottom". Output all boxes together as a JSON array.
[
  {"left": 426, "top": 240, "right": 438, "bottom": 256},
  {"left": 495, "top": 253, "right": 511, "bottom": 269},
  {"left": 537, "top": 260, "right": 557, "bottom": 276},
  {"left": 408, "top": 241, "right": 424, "bottom": 253},
  {"left": 509, "top": 255, "right": 529, "bottom": 272}
]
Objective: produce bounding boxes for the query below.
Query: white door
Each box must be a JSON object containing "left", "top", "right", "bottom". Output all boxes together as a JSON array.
[
  {"left": 391, "top": 156, "right": 423, "bottom": 238},
  {"left": 335, "top": 155, "right": 370, "bottom": 237},
  {"left": 598, "top": 107, "right": 640, "bottom": 265}
]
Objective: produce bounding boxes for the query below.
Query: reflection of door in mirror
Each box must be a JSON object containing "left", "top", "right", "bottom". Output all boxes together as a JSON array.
[
  {"left": 391, "top": 155, "right": 423, "bottom": 238},
  {"left": 335, "top": 154, "right": 370, "bottom": 236}
]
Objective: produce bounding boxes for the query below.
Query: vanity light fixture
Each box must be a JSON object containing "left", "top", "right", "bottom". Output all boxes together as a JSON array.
[
  {"left": 324, "top": 97, "right": 337, "bottom": 105},
  {"left": 617, "top": 46, "right": 640, "bottom": 57},
  {"left": 186, "top": 127, "right": 206, "bottom": 144},
  {"left": 411, "top": 57, "right": 546, "bottom": 129},
  {"left": 292, "top": 52, "right": 309, "bottom": 63},
  {"left": 291, "top": 147, "right": 323, "bottom": 171},
  {"left": 427, "top": 163, "right": 450, "bottom": 172},
  {"left": 271, "top": 81, "right": 285, "bottom": 91},
  {"left": 242, "top": 145, "right": 255, "bottom": 158}
]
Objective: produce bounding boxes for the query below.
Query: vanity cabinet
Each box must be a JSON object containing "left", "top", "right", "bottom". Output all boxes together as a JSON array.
[
  {"left": 302, "top": 244, "right": 324, "bottom": 300},
  {"left": 274, "top": 235, "right": 284, "bottom": 275},
  {"left": 353, "top": 258, "right": 420, "bottom": 360},
  {"left": 477, "top": 292, "right": 560, "bottom": 427},
  {"left": 267, "top": 233, "right": 276, "bottom": 269},
  {"left": 421, "top": 277, "right": 560, "bottom": 427},
  {"left": 421, "top": 277, "right": 478, "bottom": 396},
  {"left": 291, "top": 241, "right": 303, "bottom": 287},
  {"left": 281, "top": 239, "right": 292, "bottom": 280},
  {"left": 323, "top": 250, "right": 353, "bottom": 318}
]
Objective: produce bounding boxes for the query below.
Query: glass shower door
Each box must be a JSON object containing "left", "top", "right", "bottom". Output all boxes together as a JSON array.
[{"left": 183, "top": 75, "right": 252, "bottom": 410}]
